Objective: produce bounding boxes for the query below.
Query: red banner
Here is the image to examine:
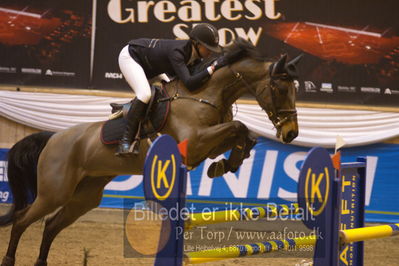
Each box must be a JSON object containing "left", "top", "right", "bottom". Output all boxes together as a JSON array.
[{"left": 0, "top": 0, "right": 92, "bottom": 88}]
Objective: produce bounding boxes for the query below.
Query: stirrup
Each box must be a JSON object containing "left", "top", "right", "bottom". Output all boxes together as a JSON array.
[
  {"left": 115, "top": 123, "right": 142, "bottom": 156},
  {"left": 115, "top": 139, "right": 139, "bottom": 156},
  {"left": 131, "top": 138, "right": 141, "bottom": 155},
  {"left": 115, "top": 143, "right": 133, "bottom": 156},
  {"left": 131, "top": 122, "right": 142, "bottom": 155}
]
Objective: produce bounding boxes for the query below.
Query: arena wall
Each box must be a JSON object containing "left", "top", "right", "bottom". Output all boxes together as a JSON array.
[
  {"left": 1, "top": 86, "right": 398, "bottom": 146},
  {"left": 0, "top": 89, "right": 398, "bottom": 222},
  {"left": 0, "top": 116, "right": 39, "bottom": 148}
]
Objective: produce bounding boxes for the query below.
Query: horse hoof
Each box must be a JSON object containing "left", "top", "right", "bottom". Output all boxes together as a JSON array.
[
  {"left": 207, "top": 159, "right": 228, "bottom": 178},
  {"left": 34, "top": 259, "right": 47, "bottom": 266},
  {"left": 1, "top": 256, "right": 15, "bottom": 266}
]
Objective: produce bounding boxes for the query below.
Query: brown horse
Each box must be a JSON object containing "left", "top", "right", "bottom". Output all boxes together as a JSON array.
[{"left": 0, "top": 39, "right": 300, "bottom": 266}]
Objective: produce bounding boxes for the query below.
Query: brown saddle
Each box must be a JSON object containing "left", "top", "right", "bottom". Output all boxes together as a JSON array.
[{"left": 100, "top": 85, "right": 171, "bottom": 145}]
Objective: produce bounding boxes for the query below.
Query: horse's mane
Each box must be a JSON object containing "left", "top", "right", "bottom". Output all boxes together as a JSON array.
[
  {"left": 189, "top": 38, "right": 267, "bottom": 74},
  {"left": 223, "top": 37, "right": 267, "bottom": 62}
]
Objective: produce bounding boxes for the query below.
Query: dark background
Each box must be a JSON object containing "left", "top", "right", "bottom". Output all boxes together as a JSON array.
[
  {"left": 0, "top": 0, "right": 398, "bottom": 106},
  {"left": 0, "top": 0, "right": 91, "bottom": 87}
]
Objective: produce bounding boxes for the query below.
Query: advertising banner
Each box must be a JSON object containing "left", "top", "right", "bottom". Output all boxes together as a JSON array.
[
  {"left": 93, "top": 0, "right": 299, "bottom": 90},
  {"left": 278, "top": 0, "right": 399, "bottom": 106},
  {"left": 93, "top": 0, "right": 398, "bottom": 106},
  {"left": 0, "top": 0, "right": 92, "bottom": 88},
  {"left": 103, "top": 138, "right": 399, "bottom": 223},
  {"left": 0, "top": 149, "right": 11, "bottom": 205},
  {"left": 1, "top": 139, "right": 399, "bottom": 222}
]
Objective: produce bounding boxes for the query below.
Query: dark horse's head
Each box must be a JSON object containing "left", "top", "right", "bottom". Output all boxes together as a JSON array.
[{"left": 220, "top": 38, "right": 301, "bottom": 143}]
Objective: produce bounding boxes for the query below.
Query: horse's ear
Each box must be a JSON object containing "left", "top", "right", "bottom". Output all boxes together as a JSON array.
[
  {"left": 286, "top": 54, "right": 303, "bottom": 79},
  {"left": 272, "top": 54, "right": 287, "bottom": 75},
  {"left": 287, "top": 54, "right": 303, "bottom": 67}
]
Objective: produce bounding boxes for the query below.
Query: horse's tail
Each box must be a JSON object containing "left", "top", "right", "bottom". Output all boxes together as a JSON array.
[{"left": 0, "top": 131, "right": 55, "bottom": 226}]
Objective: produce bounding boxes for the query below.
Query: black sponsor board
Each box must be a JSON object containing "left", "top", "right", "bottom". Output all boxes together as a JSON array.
[
  {"left": 92, "top": 0, "right": 398, "bottom": 106},
  {"left": 92, "top": 0, "right": 303, "bottom": 91},
  {"left": 0, "top": 0, "right": 91, "bottom": 88},
  {"left": 1, "top": 0, "right": 397, "bottom": 106}
]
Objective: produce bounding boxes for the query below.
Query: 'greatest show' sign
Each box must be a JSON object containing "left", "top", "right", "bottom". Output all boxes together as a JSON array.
[{"left": 107, "top": 0, "right": 283, "bottom": 45}]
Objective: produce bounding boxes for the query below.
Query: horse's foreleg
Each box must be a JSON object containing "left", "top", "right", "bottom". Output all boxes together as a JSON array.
[
  {"left": 35, "top": 177, "right": 112, "bottom": 266},
  {"left": 187, "top": 121, "right": 250, "bottom": 177},
  {"left": 225, "top": 130, "right": 258, "bottom": 171},
  {"left": 206, "top": 130, "right": 257, "bottom": 178}
]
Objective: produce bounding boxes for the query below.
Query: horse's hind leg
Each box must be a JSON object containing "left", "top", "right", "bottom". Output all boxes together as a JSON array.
[
  {"left": 2, "top": 197, "right": 61, "bottom": 266},
  {"left": 34, "top": 176, "right": 112, "bottom": 266}
]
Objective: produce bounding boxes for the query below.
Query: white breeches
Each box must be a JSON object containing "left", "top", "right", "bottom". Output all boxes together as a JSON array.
[{"left": 118, "top": 45, "right": 152, "bottom": 103}]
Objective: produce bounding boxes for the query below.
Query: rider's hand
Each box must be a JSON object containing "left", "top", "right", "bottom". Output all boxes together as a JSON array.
[
  {"left": 207, "top": 58, "right": 227, "bottom": 75},
  {"left": 208, "top": 52, "right": 241, "bottom": 75},
  {"left": 212, "top": 56, "right": 229, "bottom": 71}
]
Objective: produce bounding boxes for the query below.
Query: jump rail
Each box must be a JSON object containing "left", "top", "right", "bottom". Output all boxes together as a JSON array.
[
  {"left": 340, "top": 223, "right": 399, "bottom": 243},
  {"left": 138, "top": 135, "right": 398, "bottom": 266}
]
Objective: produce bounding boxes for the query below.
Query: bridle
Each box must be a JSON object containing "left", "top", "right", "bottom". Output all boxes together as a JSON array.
[
  {"left": 268, "top": 73, "right": 298, "bottom": 131},
  {"left": 158, "top": 60, "right": 297, "bottom": 130},
  {"left": 227, "top": 63, "right": 297, "bottom": 132}
]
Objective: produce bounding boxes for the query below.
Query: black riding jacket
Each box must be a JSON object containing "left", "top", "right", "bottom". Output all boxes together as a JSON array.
[{"left": 128, "top": 38, "right": 211, "bottom": 91}]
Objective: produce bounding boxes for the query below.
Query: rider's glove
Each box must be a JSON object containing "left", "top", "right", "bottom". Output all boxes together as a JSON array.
[{"left": 211, "top": 56, "right": 230, "bottom": 71}]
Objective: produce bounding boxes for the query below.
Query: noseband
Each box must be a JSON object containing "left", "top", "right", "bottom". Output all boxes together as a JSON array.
[
  {"left": 268, "top": 74, "right": 297, "bottom": 130},
  {"left": 228, "top": 64, "right": 297, "bottom": 131}
]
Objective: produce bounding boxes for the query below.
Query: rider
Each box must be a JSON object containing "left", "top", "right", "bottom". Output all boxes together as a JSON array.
[{"left": 116, "top": 23, "right": 222, "bottom": 156}]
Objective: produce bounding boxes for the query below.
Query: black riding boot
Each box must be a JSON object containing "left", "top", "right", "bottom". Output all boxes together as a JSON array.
[{"left": 115, "top": 99, "right": 148, "bottom": 156}]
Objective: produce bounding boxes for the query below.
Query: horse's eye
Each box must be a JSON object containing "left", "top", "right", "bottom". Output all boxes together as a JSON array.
[
  {"left": 280, "top": 74, "right": 293, "bottom": 81},
  {"left": 278, "top": 87, "right": 289, "bottom": 94}
]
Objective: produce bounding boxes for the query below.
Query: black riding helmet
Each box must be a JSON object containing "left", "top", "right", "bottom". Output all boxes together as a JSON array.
[{"left": 189, "top": 23, "right": 221, "bottom": 53}]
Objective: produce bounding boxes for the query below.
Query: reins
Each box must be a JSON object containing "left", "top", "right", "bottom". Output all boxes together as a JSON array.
[
  {"left": 157, "top": 59, "right": 297, "bottom": 129},
  {"left": 157, "top": 82, "right": 223, "bottom": 122},
  {"left": 158, "top": 90, "right": 218, "bottom": 110},
  {"left": 227, "top": 63, "right": 298, "bottom": 131}
]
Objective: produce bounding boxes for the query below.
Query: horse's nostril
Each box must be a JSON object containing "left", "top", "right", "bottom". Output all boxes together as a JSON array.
[{"left": 286, "top": 130, "right": 298, "bottom": 142}]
